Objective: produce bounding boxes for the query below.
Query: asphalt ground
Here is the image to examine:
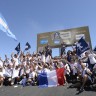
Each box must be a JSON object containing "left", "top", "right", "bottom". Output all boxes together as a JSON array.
[{"left": 0, "top": 83, "right": 96, "bottom": 96}]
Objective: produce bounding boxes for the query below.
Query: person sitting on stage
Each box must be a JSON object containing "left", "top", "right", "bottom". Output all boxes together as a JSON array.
[{"left": 79, "top": 62, "right": 92, "bottom": 92}]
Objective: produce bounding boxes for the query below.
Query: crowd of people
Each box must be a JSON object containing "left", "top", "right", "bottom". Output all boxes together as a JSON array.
[{"left": 0, "top": 43, "right": 96, "bottom": 92}]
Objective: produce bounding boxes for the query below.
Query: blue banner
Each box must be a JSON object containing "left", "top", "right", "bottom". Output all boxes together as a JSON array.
[{"left": 76, "top": 37, "right": 90, "bottom": 56}]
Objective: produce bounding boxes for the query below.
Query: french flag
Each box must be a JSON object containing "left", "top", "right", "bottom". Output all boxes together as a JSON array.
[{"left": 38, "top": 68, "right": 65, "bottom": 87}]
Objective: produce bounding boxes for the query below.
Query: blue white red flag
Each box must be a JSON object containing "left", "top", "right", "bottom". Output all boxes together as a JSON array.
[{"left": 38, "top": 68, "right": 65, "bottom": 87}]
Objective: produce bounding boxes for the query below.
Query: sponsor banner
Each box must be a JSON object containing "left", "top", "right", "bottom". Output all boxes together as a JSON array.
[
  {"left": 40, "top": 39, "right": 48, "bottom": 44},
  {"left": 37, "top": 26, "right": 92, "bottom": 50},
  {"left": 59, "top": 31, "right": 71, "bottom": 39},
  {"left": 76, "top": 34, "right": 85, "bottom": 40},
  {"left": 54, "top": 39, "right": 61, "bottom": 44}
]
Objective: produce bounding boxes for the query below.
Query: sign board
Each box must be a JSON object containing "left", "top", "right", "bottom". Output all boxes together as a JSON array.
[{"left": 37, "top": 26, "right": 92, "bottom": 52}]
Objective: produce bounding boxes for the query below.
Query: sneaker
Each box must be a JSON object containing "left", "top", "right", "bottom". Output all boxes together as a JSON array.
[
  {"left": 11, "top": 82, "right": 14, "bottom": 85},
  {"left": 8, "top": 78, "right": 12, "bottom": 81},
  {"left": 14, "top": 85, "right": 18, "bottom": 88},
  {"left": 79, "top": 87, "right": 84, "bottom": 92},
  {"left": 0, "top": 84, "right": 3, "bottom": 87},
  {"left": 64, "top": 81, "right": 68, "bottom": 86}
]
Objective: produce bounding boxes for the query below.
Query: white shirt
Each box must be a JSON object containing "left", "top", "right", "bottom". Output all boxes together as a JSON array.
[
  {"left": 93, "top": 64, "right": 96, "bottom": 69},
  {"left": 59, "top": 62, "right": 64, "bottom": 68},
  {"left": 41, "top": 55, "right": 45, "bottom": 63},
  {"left": 22, "top": 61, "right": 27, "bottom": 66},
  {"left": 12, "top": 68, "right": 19, "bottom": 78},
  {"left": 70, "top": 63, "right": 78, "bottom": 75},
  {"left": 0, "top": 72, "right": 3, "bottom": 77},
  {"left": 82, "top": 67, "right": 92, "bottom": 81},
  {"left": 45, "top": 55, "right": 51, "bottom": 63},
  {"left": 64, "top": 64, "right": 70, "bottom": 75},
  {"left": 88, "top": 53, "right": 96, "bottom": 64},
  {"left": 13, "top": 58, "right": 19, "bottom": 66},
  {"left": 26, "top": 69, "right": 30, "bottom": 74},
  {"left": 42, "top": 68, "right": 50, "bottom": 73},
  {"left": 4, "top": 68, "right": 13, "bottom": 77},
  {"left": 29, "top": 71, "right": 36, "bottom": 78},
  {"left": 35, "top": 65, "right": 38, "bottom": 72},
  {"left": 0, "top": 61, "right": 3, "bottom": 67}
]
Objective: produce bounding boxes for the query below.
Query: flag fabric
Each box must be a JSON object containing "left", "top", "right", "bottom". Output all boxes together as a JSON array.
[
  {"left": 76, "top": 37, "right": 90, "bottom": 56},
  {"left": 0, "top": 13, "right": 17, "bottom": 40},
  {"left": 38, "top": 68, "right": 65, "bottom": 87},
  {"left": 25, "top": 42, "right": 31, "bottom": 50},
  {"left": 15, "top": 43, "right": 20, "bottom": 54}
]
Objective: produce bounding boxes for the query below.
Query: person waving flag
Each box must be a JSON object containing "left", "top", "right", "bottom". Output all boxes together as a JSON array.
[{"left": 0, "top": 13, "right": 17, "bottom": 40}]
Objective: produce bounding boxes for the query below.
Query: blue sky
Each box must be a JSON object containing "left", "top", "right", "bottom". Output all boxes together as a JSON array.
[{"left": 0, "top": 0, "right": 96, "bottom": 59}]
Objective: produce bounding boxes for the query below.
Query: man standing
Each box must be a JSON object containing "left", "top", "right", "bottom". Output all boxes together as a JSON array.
[
  {"left": 45, "top": 44, "right": 52, "bottom": 57},
  {"left": 85, "top": 51, "right": 96, "bottom": 71},
  {"left": 61, "top": 42, "right": 67, "bottom": 57}
]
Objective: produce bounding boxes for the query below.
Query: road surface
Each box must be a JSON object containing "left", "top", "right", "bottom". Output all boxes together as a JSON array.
[{"left": 0, "top": 83, "right": 96, "bottom": 96}]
